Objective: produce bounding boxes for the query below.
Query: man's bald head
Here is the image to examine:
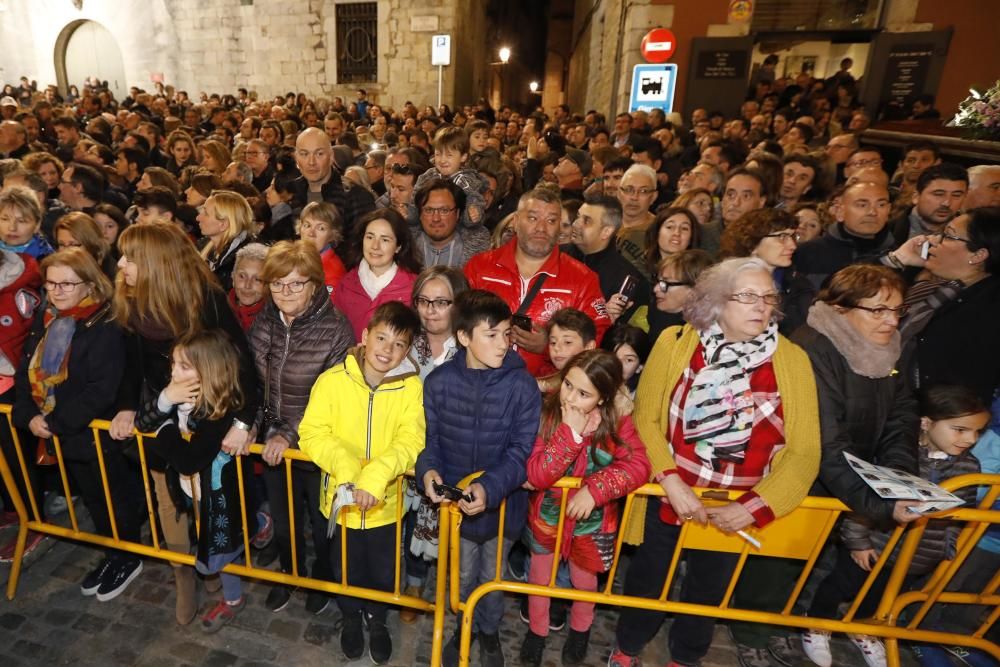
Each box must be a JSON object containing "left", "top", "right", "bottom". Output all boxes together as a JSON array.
[
  {"left": 295, "top": 127, "right": 333, "bottom": 187},
  {"left": 846, "top": 166, "right": 889, "bottom": 189}
]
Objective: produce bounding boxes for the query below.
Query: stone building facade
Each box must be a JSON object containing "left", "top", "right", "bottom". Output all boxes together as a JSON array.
[{"left": 0, "top": 0, "right": 488, "bottom": 109}]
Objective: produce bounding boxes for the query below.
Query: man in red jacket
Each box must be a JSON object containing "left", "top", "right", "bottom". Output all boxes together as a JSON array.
[{"left": 464, "top": 187, "right": 609, "bottom": 376}]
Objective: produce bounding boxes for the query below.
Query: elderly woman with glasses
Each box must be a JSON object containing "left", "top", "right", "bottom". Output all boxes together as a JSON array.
[
  {"left": 247, "top": 240, "right": 354, "bottom": 614},
  {"left": 888, "top": 206, "right": 1000, "bottom": 405},
  {"left": 790, "top": 264, "right": 921, "bottom": 665},
  {"left": 628, "top": 249, "right": 713, "bottom": 344},
  {"left": 608, "top": 257, "right": 820, "bottom": 667},
  {"left": 720, "top": 208, "right": 816, "bottom": 335}
]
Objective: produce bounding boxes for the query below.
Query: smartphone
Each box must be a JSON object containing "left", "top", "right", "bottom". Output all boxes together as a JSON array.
[
  {"left": 433, "top": 482, "right": 473, "bottom": 503},
  {"left": 511, "top": 314, "right": 533, "bottom": 331},
  {"left": 619, "top": 275, "right": 638, "bottom": 301},
  {"left": 919, "top": 240, "right": 930, "bottom": 260}
]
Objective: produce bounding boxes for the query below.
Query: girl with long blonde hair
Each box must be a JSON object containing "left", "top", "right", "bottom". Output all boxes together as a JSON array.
[
  {"left": 196, "top": 190, "right": 256, "bottom": 291},
  {"left": 135, "top": 330, "right": 258, "bottom": 633}
]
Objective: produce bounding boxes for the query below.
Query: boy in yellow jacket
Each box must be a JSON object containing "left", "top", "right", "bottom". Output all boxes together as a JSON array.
[{"left": 299, "top": 302, "right": 425, "bottom": 665}]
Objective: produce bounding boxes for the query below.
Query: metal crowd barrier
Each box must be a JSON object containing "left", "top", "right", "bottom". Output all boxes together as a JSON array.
[
  {"left": 0, "top": 405, "right": 451, "bottom": 667},
  {"left": 2, "top": 399, "right": 997, "bottom": 667},
  {"left": 444, "top": 473, "right": 1000, "bottom": 667}
]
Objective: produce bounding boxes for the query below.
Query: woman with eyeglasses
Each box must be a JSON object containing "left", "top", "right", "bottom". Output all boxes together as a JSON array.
[
  {"left": 397, "top": 265, "right": 470, "bottom": 624},
  {"left": 889, "top": 206, "right": 1000, "bottom": 404},
  {"left": 247, "top": 239, "right": 353, "bottom": 615},
  {"left": 334, "top": 209, "right": 423, "bottom": 342},
  {"left": 628, "top": 249, "right": 713, "bottom": 344},
  {"left": 720, "top": 208, "right": 816, "bottom": 335},
  {"left": 790, "top": 264, "right": 920, "bottom": 666},
  {"left": 608, "top": 257, "right": 820, "bottom": 667}
]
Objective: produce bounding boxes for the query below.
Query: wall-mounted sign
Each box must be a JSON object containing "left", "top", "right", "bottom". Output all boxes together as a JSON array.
[
  {"left": 410, "top": 15, "right": 439, "bottom": 32},
  {"left": 695, "top": 49, "right": 749, "bottom": 79},
  {"left": 431, "top": 35, "right": 451, "bottom": 67},
  {"left": 728, "top": 0, "right": 753, "bottom": 23},
  {"left": 629, "top": 64, "right": 678, "bottom": 113},
  {"left": 640, "top": 28, "right": 676, "bottom": 64},
  {"left": 881, "top": 43, "right": 933, "bottom": 107}
]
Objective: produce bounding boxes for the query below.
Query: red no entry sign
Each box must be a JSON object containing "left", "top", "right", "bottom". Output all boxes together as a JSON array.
[{"left": 641, "top": 28, "right": 676, "bottom": 63}]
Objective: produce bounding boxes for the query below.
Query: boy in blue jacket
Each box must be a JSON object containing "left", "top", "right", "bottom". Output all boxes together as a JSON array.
[{"left": 416, "top": 290, "right": 541, "bottom": 667}]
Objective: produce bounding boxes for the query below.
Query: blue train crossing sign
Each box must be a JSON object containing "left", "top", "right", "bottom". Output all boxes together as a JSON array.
[{"left": 628, "top": 63, "right": 678, "bottom": 113}]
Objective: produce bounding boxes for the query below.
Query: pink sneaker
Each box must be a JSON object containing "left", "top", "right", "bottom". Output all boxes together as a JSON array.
[{"left": 0, "top": 531, "right": 46, "bottom": 562}]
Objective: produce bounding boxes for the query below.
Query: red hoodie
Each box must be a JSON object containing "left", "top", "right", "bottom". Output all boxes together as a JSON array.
[{"left": 0, "top": 252, "right": 42, "bottom": 393}]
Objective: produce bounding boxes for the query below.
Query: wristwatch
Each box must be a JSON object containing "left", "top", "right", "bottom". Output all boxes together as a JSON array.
[{"left": 232, "top": 418, "right": 251, "bottom": 432}]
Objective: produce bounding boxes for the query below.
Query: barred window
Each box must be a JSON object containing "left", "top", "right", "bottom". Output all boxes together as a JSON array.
[{"left": 336, "top": 2, "right": 378, "bottom": 84}]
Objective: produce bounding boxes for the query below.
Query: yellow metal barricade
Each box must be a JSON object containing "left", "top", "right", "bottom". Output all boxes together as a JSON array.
[
  {"left": 445, "top": 471, "right": 1000, "bottom": 667},
  {"left": 0, "top": 404, "right": 448, "bottom": 667}
]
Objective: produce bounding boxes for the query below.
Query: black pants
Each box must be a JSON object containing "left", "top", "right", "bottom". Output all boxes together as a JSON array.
[
  {"left": 263, "top": 464, "right": 332, "bottom": 585},
  {"left": 330, "top": 522, "right": 396, "bottom": 621},
  {"left": 729, "top": 556, "right": 807, "bottom": 647},
  {"left": 809, "top": 544, "right": 900, "bottom": 620},
  {"left": 65, "top": 435, "right": 145, "bottom": 564},
  {"left": 0, "top": 413, "right": 42, "bottom": 519},
  {"left": 616, "top": 501, "right": 739, "bottom": 666}
]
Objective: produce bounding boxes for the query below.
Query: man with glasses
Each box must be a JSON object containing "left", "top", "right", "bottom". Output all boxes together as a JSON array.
[
  {"left": 615, "top": 164, "right": 658, "bottom": 274},
  {"left": 795, "top": 180, "right": 894, "bottom": 291},
  {"left": 889, "top": 163, "right": 968, "bottom": 247},
  {"left": 244, "top": 139, "right": 273, "bottom": 192},
  {"left": 364, "top": 150, "right": 387, "bottom": 197},
  {"left": 411, "top": 179, "right": 488, "bottom": 269},
  {"left": 843, "top": 147, "right": 883, "bottom": 181},
  {"left": 824, "top": 133, "right": 858, "bottom": 183}
]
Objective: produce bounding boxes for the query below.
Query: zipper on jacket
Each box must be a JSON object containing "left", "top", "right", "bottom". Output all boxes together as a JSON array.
[
  {"left": 274, "top": 327, "right": 293, "bottom": 418},
  {"left": 362, "top": 389, "right": 374, "bottom": 529}
]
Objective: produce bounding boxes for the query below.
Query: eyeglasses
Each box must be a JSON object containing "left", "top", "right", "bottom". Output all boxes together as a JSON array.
[
  {"left": 390, "top": 164, "right": 418, "bottom": 175},
  {"left": 937, "top": 227, "right": 972, "bottom": 245},
  {"left": 44, "top": 280, "right": 85, "bottom": 292},
  {"left": 729, "top": 292, "right": 781, "bottom": 306},
  {"left": 765, "top": 231, "right": 801, "bottom": 244},
  {"left": 655, "top": 279, "right": 691, "bottom": 292},
  {"left": 851, "top": 304, "right": 909, "bottom": 319},
  {"left": 415, "top": 297, "right": 453, "bottom": 310},
  {"left": 244, "top": 150, "right": 264, "bottom": 157},
  {"left": 422, "top": 206, "right": 457, "bottom": 217},
  {"left": 618, "top": 186, "right": 657, "bottom": 197},
  {"left": 269, "top": 279, "right": 309, "bottom": 294},
  {"left": 846, "top": 158, "right": 882, "bottom": 168}
]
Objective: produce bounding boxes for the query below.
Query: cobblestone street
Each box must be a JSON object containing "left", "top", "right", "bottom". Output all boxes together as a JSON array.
[{"left": 0, "top": 513, "right": 918, "bottom": 667}]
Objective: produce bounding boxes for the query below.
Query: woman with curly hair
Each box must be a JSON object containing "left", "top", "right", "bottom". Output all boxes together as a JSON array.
[{"left": 719, "top": 208, "right": 814, "bottom": 334}]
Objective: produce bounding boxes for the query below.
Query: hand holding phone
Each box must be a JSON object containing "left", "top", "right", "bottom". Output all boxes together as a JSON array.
[
  {"left": 433, "top": 481, "right": 473, "bottom": 503},
  {"left": 511, "top": 314, "right": 533, "bottom": 332}
]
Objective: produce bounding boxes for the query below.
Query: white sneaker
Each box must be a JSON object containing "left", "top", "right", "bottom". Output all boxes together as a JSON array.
[
  {"left": 849, "top": 634, "right": 887, "bottom": 667},
  {"left": 801, "top": 630, "right": 833, "bottom": 667}
]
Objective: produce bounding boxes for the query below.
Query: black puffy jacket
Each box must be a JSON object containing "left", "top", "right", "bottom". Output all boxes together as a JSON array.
[
  {"left": 247, "top": 286, "right": 353, "bottom": 452},
  {"left": 791, "top": 325, "right": 919, "bottom": 526}
]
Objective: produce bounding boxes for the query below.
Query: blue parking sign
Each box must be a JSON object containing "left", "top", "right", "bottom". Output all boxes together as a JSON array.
[{"left": 629, "top": 64, "right": 677, "bottom": 113}]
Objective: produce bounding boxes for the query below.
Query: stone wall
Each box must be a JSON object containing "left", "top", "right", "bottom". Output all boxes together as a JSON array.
[{"left": 0, "top": 0, "right": 487, "bottom": 109}]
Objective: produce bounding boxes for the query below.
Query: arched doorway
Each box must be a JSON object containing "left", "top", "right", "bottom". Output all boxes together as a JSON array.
[{"left": 54, "top": 20, "right": 127, "bottom": 101}]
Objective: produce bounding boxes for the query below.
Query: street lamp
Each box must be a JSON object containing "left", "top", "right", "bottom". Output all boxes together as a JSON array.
[
  {"left": 497, "top": 47, "right": 511, "bottom": 105},
  {"left": 529, "top": 81, "right": 539, "bottom": 93}
]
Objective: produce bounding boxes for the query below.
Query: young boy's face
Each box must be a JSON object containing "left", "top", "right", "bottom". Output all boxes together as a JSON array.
[
  {"left": 469, "top": 130, "right": 488, "bottom": 153},
  {"left": 434, "top": 146, "right": 467, "bottom": 177},
  {"left": 459, "top": 319, "right": 511, "bottom": 370},
  {"left": 361, "top": 322, "right": 412, "bottom": 383},
  {"left": 548, "top": 324, "right": 595, "bottom": 371}
]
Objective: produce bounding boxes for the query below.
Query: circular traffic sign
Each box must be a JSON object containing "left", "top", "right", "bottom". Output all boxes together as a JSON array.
[{"left": 641, "top": 28, "right": 676, "bottom": 63}]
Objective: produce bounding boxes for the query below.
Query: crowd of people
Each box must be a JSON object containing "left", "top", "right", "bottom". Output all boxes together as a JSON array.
[{"left": 0, "top": 74, "right": 999, "bottom": 667}]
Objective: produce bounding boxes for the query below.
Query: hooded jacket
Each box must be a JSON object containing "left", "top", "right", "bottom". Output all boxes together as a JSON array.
[
  {"left": 0, "top": 250, "right": 42, "bottom": 384},
  {"left": 416, "top": 347, "right": 541, "bottom": 542},
  {"left": 298, "top": 347, "right": 425, "bottom": 530}
]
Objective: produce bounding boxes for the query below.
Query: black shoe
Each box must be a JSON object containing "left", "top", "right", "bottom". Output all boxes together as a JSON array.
[
  {"left": 366, "top": 612, "right": 392, "bottom": 664},
  {"left": 253, "top": 540, "right": 279, "bottom": 568},
  {"left": 305, "top": 590, "right": 331, "bottom": 615},
  {"left": 442, "top": 632, "right": 461, "bottom": 667},
  {"left": 519, "top": 596, "right": 530, "bottom": 624},
  {"left": 479, "top": 631, "right": 505, "bottom": 667},
  {"left": 507, "top": 542, "right": 528, "bottom": 581},
  {"left": 265, "top": 584, "right": 293, "bottom": 612},
  {"left": 519, "top": 630, "right": 546, "bottom": 667},
  {"left": 80, "top": 557, "right": 114, "bottom": 597},
  {"left": 561, "top": 628, "right": 589, "bottom": 665},
  {"left": 341, "top": 611, "right": 364, "bottom": 660},
  {"left": 549, "top": 601, "right": 566, "bottom": 632},
  {"left": 95, "top": 558, "right": 143, "bottom": 602}
]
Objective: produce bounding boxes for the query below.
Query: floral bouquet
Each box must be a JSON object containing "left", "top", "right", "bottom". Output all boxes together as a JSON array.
[{"left": 954, "top": 80, "right": 1000, "bottom": 141}]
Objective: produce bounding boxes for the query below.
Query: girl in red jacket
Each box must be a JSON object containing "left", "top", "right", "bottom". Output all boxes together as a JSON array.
[{"left": 520, "top": 350, "right": 651, "bottom": 666}]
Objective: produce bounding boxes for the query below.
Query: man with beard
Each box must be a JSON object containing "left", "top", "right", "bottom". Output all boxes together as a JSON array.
[
  {"left": 410, "top": 179, "right": 489, "bottom": 268},
  {"left": 464, "top": 187, "right": 609, "bottom": 376}
]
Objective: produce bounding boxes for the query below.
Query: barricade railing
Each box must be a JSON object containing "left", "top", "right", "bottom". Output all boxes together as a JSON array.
[
  {"left": 445, "top": 471, "right": 1000, "bottom": 667},
  {"left": 0, "top": 405, "right": 451, "bottom": 667}
]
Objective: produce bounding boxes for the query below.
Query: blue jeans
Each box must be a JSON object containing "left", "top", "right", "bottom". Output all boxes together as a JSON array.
[{"left": 459, "top": 535, "right": 511, "bottom": 635}]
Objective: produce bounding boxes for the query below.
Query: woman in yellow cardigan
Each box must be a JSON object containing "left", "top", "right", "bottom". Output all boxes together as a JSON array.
[{"left": 608, "top": 257, "right": 821, "bottom": 667}]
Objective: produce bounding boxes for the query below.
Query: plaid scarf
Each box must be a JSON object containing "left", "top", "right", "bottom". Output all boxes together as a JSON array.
[
  {"left": 27, "top": 297, "right": 101, "bottom": 415},
  {"left": 682, "top": 321, "right": 778, "bottom": 464}
]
